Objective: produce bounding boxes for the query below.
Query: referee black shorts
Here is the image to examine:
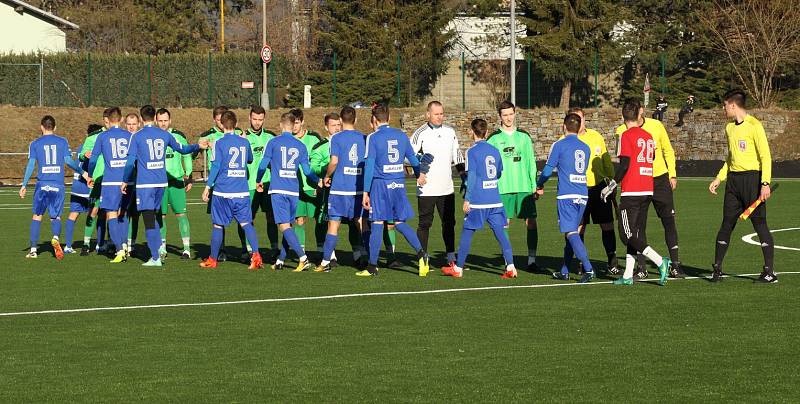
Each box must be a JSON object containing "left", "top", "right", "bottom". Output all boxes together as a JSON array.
[
  {"left": 724, "top": 171, "right": 765, "bottom": 219},
  {"left": 582, "top": 183, "right": 614, "bottom": 224},
  {"left": 652, "top": 174, "right": 676, "bottom": 218}
]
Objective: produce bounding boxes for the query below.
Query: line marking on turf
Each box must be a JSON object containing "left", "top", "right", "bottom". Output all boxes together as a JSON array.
[
  {"left": 1, "top": 271, "right": 798, "bottom": 318},
  {"left": 742, "top": 227, "right": 800, "bottom": 252}
]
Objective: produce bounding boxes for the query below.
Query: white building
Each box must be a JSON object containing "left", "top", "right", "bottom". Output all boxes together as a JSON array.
[{"left": 0, "top": 0, "right": 78, "bottom": 54}]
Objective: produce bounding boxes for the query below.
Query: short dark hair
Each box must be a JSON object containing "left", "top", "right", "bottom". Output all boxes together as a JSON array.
[
  {"left": 102, "top": 107, "right": 113, "bottom": 118},
  {"left": 213, "top": 105, "right": 229, "bottom": 118},
  {"left": 250, "top": 105, "right": 266, "bottom": 115},
  {"left": 471, "top": 118, "right": 488, "bottom": 138},
  {"left": 427, "top": 100, "right": 443, "bottom": 111},
  {"left": 372, "top": 103, "right": 390, "bottom": 123},
  {"left": 280, "top": 112, "right": 296, "bottom": 126},
  {"left": 87, "top": 123, "right": 103, "bottom": 134},
  {"left": 220, "top": 110, "right": 237, "bottom": 130},
  {"left": 140, "top": 105, "right": 156, "bottom": 121},
  {"left": 41, "top": 115, "right": 56, "bottom": 131},
  {"left": 289, "top": 108, "right": 304, "bottom": 122},
  {"left": 622, "top": 98, "right": 641, "bottom": 122},
  {"left": 106, "top": 107, "right": 122, "bottom": 122},
  {"left": 497, "top": 100, "right": 515, "bottom": 115},
  {"left": 324, "top": 112, "right": 340, "bottom": 126},
  {"left": 156, "top": 108, "right": 171, "bottom": 118},
  {"left": 340, "top": 106, "right": 356, "bottom": 124},
  {"left": 564, "top": 113, "right": 582, "bottom": 133},
  {"left": 724, "top": 89, "right": 747, "bottom": 108}
]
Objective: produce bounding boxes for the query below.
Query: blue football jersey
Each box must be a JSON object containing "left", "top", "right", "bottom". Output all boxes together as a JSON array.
[
  {"left": 365, "top": 124, "right": 417, "bottom": 181},
  {"left": 259, "top": 132, "right": 312, "bottom": 196},
  {"left": 89, "top": 126, "right": 132, "bottom": 185},
  {"left": 208, "top": 133, "right": 253, "bottom": 196},
  {"left": 329, "top": 129, "right": 365, "bottom": 195},
  {"left": 126, "top": 125, "right": 199, "bottom": 188},
  {"left": 546, "top": 134, "right": 590, "bottom": 199},
  {"left": 28, "top": 134, "right": 72, "bottom": 185},
  {"left": 465, "top": 140, "right": 504, "bottom": 208}
]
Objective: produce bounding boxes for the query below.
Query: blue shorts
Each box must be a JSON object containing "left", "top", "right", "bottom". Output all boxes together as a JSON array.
[
  {"left": 463, "top": 206, "right": 507, "bottom": 230},
  {"left": 271, "top": 193, "right": 298, "bottom": 224},
  {"left": 136, "top": 187, "right": 165, "bottom": 211},
  {"left": 557, "top": 198, "right": 588, "bottom": 233},
  {"left": 368, "top": 179, "right": 414, "bottom": 222},
  {"left": 99, "top": 185, "right": 125, "bottom": 211},
  {"left": 211, "top": 195, "right": 252, "bottom": 227},
  {"left": 69, "top": 194, "right": 92, "bottom": 213},
  {"left": 328, "top": 193, "right": 363, "bottom": 221},
  {"left": 32, "top": 183, "right": 65, "bottom": 218}
]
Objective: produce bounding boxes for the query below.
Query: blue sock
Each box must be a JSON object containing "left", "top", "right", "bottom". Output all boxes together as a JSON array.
[
  {"left": 567, "top": 232, "right": 593, "bottom": 273},
  {"left": 97, "top": 216, "right": 107, "bottom": 246},
  {"left": 50, "top": 217, "right": 61, "bottom": 239},
  {"left": 278, "top": 236, "right": 289, "bottom": 261},
  {"left": 394, "top": 222, "right": 422, "bottom": 252},
  {"left": 282, "top": 228, "right": 305, "bottom": 259},
  {"left": 323, "top": 233, "right": 338, "bottom": 262},
  {"left": 491, "top": 224, "right": 514, "bottom": 266},
  {"left": 145, "top": 226, "right": 161, "bottom": 260},
  {"left": 30, "top": 219, "right": 41, "bottom": 248},
  {"left": 107, "top": 217, "right": 121, "bottom": 251},
  {"left": 65, "top": 218, "right": 76, "bottom": 247},
  {"left": 210, "top": 226, "right": 223, "bottom": 259},
  {"left": 456, "top": 228, "right": 475, "bottom": 268},
  {"left": 562, "top": 238, "right": 574, "bottom": 274},
  {"left": 369, "top": 223, "right": 384, "bottom": 265},
  {"left": 242, "top": 223, "right": 259, "bottom": 253}
]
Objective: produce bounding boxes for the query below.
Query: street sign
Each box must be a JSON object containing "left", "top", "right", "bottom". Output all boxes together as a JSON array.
[
  {"left": 260, "top": 45, "right": 273, "bottom": 64},
  {"left": 241, "top": 81, "right": 254, "bottom": 89}
]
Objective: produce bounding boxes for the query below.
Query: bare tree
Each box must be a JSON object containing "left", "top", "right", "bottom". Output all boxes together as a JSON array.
[{"left": 699, "top": 0, "right": 800, "bottom": 108}]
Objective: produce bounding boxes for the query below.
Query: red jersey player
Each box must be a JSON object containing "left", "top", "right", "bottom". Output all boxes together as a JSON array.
[{"left": 601, "top": 99, "right": 671, "bottom": 286}]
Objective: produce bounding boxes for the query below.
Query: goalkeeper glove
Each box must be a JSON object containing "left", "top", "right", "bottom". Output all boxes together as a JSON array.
[
  {"left": 600, "top": 179, "right": 617, "bottom": 202},
  {"left": 417, "top": 153, "right": 434, "bottom": 174}
]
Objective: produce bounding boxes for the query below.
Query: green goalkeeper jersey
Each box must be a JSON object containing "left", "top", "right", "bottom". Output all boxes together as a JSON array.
[
  {"left": 246, "top": 127, "right": 276, "bottom": 190},
  {"left": 310, "top": 137, "right": 331, "bottom": 178},
  {"left": 486, "top": 127, "right": 537, "bottom": 194},
  {"left": 296, "top": 129, "right": 324, "bottom": 193},
  {"left": 165, "top": 128, "right": 192, "bottom": 181},
  {"left": 80, "top": 128, "right": 105, "bottom": 179}
]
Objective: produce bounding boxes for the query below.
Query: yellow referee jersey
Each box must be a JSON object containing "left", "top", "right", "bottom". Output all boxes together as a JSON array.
[
  {"left": 615, "top": 118, "right": 676, "bottom": 178},
  {"left": 715, "top": 114, "right": 771, "bottom": 183},
  {"left": 559, "top": 128, "right": 614, "bottom": 187}
]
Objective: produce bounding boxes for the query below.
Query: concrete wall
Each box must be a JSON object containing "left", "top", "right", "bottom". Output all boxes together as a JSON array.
[
  {"left": 0, "top": 3, "right": 67, "bottom": 54},
  {"left": 400, "top": 109, "right": 800, "bottom": 163}
]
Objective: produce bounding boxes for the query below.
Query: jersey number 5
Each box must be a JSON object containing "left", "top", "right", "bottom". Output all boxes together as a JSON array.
[{"left": 387, "top": 140, "right": 400, "bottom": 163}]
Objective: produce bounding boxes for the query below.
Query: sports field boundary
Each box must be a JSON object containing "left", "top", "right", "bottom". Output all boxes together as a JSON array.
[{"left": 1, "top": 271, "right": 797, "bottom": 318}]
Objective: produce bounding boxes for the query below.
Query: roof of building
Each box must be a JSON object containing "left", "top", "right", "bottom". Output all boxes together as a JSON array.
[{"left": 2, "top": 0, "right": 79, "bottom": 30}]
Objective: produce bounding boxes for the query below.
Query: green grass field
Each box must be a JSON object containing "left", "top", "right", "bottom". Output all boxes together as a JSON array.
[{"left": 1, "top": 179, "right": 798, "bottom": 402}]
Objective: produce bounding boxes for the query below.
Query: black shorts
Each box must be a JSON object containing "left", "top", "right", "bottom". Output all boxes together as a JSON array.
[
  {"left": 582, "top": 183, "right": 614, "bottom": 224},
  {"left": 724, "top": 171, "right": 766, "bottom": 219},
  {"left": 618, "top": 195, "right": 651, "bottom": 243},
  {"left": 250, "top": 188, "right": 273, "bottom": 218},
  {"left": 652, "top": 174, "right": 675, "bottom": 218}
]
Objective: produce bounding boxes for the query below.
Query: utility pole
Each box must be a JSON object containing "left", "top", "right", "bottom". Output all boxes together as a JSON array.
[
  {"left": 220, "top": 0, "right": 226, "bottom": 53},
  {"left": 510, "top": 0, "right": 516, "bottom": 105},
  {"left": 261, "top": 0, "right": 270, "bottom": 108}
]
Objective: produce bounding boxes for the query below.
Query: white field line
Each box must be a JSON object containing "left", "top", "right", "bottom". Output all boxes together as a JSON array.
[
  {"left": 742, "top": 227, "right": 800, "bottom": 252},
  {"left": 1, "top": 271, "right": 798, "bottom": 318}
]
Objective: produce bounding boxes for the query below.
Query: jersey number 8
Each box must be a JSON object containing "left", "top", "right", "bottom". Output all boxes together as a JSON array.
[{"left": 574, "top": 150, "right": 586, "bottom": 173}]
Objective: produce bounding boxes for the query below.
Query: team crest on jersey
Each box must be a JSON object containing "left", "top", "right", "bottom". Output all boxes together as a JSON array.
[
  {"left": 595, "top": 146, "right": 601, "bottom": 155},
  {"left": 738, "top": 140, "right": 747, "bottom": 152}
]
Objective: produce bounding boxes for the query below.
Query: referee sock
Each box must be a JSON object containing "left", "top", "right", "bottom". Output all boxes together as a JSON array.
[
  {"left": 601, "top": 229, "right": 616, "bottom": 257},
  {"left": 266, "top": 221, "right": 279, "bottom": 250},
  {"left": 527, "top": 228, "right": 538, "bottom": 264},
  {"left": 395, "top": 222, "right": 423, "bottom": 252},
  {"left": 241, "top": 223, "right": 259, "bottom": 254},
  {"left": 567, "top": 232, "right": 592, "bottom": 273},
  {"left": 30, "top": 218, "right": 42, "bottom": 249},
  {"left": 177, "top": 215, "right": 191, "bottom": 251},
  {"left": 323, "top": 233, "right": 338, "bottom": 263},
  {"left": 752, "top": 217, "right": 775, "bottom": 270},
  {"left": 642, "top": 246, "right": 664, "bottom": 267},
  {"left": 490, "top": 224, "right": 514, "bottom": 267},
  {"left": 50, "top": 217, "right": 62, "bottom": 240},
  {"left": 65, "top": 218, "right": 76, "bottom": 247},
  {"left": 210, "top": 226, "right": 223, "bottom": 260},
  {"left": 623, "top": 254, "right": 635, "bottom": 279},
  {"left": 562, "top": 238, "right": 574, "bottom": 271},
  {"left": 456, "top": 228, "right": 475, "bottom": 269},
  {"left": 369, "top": 223, "right": 384, "bottom": 266}
]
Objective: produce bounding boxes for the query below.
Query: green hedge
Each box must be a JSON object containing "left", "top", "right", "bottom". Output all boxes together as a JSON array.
[{"left": 0, "top": 52, "right": 293, "bottom": 108}]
